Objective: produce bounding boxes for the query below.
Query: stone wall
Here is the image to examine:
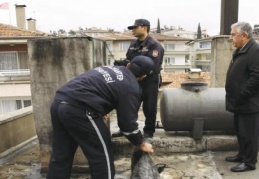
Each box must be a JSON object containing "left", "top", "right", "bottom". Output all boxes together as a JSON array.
[{"left": 28, "top": 37, "right": 106, "bottom": 172}]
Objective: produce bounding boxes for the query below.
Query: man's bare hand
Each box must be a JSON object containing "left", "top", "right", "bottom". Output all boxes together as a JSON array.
[
  {"left": 103, "top": 114, "right": 109, "bottom": 120},
  {"left": 139, "top": 142, "right": 154, "bottom": 153}
]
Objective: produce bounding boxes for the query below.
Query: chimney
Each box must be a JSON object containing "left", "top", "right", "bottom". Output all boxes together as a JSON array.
[
  {"left": 15, "top": 4, "right": 26, "bottom": 29},
  {"left": 27, "top": 18, "right": 36, "bottom": 31}
]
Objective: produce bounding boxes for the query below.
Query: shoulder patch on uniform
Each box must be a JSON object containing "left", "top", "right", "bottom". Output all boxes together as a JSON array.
[{"left": 152, "top": 50, "right": 158, "bottom": 57}]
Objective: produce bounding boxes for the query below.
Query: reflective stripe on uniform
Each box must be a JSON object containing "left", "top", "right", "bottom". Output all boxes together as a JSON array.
[
  {"left": 87, "top": 114, "right": 111, "bottom": 179},
  {"left": 122, "top": 129, "right": 140, "bottom": 136}
]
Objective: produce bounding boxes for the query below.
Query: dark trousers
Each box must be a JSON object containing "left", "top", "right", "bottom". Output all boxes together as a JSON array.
[
  {"left": 234, "top": 112, "right": 259, "bottom": 167},
  {"left": 140, "top": 75, "right": 159, "bottom": 134},
  {"left": 47, "top": 100, "right": 115, "bottom": 179}
]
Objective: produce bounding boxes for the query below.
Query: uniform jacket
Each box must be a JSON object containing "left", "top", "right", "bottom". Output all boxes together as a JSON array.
[
  {"left": 55, "top": 65, "right": 143, "bottom": 146},
  {"left": 126, "top": 35, "right": 164, "bottom": 83},
  {"left": 225, "top": 39, "right": 259, "bottom": 113}
]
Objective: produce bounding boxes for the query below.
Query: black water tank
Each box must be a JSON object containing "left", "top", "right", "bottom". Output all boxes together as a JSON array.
[{"left": 160, "top": 83, "right": 234, "bottom": 131}]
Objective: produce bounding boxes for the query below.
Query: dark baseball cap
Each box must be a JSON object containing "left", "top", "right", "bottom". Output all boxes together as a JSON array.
[
  {"left": 128, "top": 19, "right": 150, "bottom": 30},
  {"left": 128, "top": 55, "right": 154, "bottom": 77}
]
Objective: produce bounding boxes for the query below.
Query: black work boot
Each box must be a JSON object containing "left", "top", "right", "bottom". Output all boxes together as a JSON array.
[
  {"left": 111, "top": 130, "right": 123, "bottom": 137},
  {"left": 143, "top": 131, "right": 153, "bottom": 139}
]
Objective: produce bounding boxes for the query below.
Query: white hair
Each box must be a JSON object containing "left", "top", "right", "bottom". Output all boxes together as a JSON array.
[{"left": 231, "top": 22, "right": 253, "bottom": 38}]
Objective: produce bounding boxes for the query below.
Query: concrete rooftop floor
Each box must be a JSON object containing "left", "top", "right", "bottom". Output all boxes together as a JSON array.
[{"left": 0, "top": 109, "right": 259, "bottom": 179}]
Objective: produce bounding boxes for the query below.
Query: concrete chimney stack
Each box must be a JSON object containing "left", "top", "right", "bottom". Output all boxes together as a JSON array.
[
  {"left": 15, "top": 4, "right": 26, "bottom": 29},
  {"left": 27, "top": 18, "right": 36, "bottom": 31}
]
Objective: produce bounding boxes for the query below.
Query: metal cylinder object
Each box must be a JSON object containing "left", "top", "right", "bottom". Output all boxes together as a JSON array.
[{"left": 160, "top": 82, "right": 234, "bottom": 131}]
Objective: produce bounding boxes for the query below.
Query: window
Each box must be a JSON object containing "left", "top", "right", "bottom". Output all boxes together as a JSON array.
[
  {"left": 16, "top": 100, "right": 22, "bottom": 109},
  {"left": 0, "top": 52, "right": 29, "bottom": 70},
  {"left": 164, "top": 44, "right": 175, "bottom": 51},
  {"left": 0, "top": 99, "right": 32, "bottom": 115},
  {"left": 165, "top": 57, "right": 175, "bottom": 65},
  {"left": 0, "top": 53, "right": 18, "bottom": 70},
  {"left": 0, "top": 100, "right": 18, "bottom": 115},
  {"left": 119, "top": 42, "right": 130, "bottom": 51},
  {"left": 199, "top": 42, "right": 211, "bottom": 49},
  {"left": 23, "top": 100, "right": 32, "bottom": 107},
  {"left": 18, "top": 52, "right": 29, "bottom": 69}
]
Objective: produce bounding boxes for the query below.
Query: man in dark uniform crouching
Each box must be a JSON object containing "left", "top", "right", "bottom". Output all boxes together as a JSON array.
[{"left": 47, "top": 55, "right": 154, "bottom": 179}]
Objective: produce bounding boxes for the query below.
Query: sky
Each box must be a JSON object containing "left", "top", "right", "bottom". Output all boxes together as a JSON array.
[{"left": 0, "top": 0, "right": 258, "bottom": 36}]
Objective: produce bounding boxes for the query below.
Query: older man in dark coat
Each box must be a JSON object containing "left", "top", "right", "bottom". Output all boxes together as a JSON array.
[{"left": 225, "top": 22, "right": 259, "bottom": 172}]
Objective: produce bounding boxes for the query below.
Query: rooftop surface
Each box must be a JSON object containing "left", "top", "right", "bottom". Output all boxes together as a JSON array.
[{"left": 0, "top": 109, "right": 259, "bottom": 179}]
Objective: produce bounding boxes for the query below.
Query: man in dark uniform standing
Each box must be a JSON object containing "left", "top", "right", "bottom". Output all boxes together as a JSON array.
[
  {"left": 112, "top": 19, "right": 164, "bottom": 138},
  {"left": 225, "top": 22, "right": 259, "bottom": 172},
  {"left": 47, "top": 56, "right": 154, "bottom": 179}
]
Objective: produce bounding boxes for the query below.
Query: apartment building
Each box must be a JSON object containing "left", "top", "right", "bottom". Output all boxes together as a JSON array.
[
  {"left": 97, "top": 32, "right": 193, "bottom": 73},
  {"left": 0, "top": 23, "right": 48, "bottom": 115},
  {"left": 0, "top": 4, "right": 51, "bottom": 115},
  {"left": 187, "top": 33, "right": 259, "bottom": 73},
  {"left": 187, "top": 37, "right": 213, "bottom": 72},
  {"left": 158, "top": 25, "right": 197, "bottom": 39},
  {"left": 76, "top": 27, "right": 120, "bottom": 37}
]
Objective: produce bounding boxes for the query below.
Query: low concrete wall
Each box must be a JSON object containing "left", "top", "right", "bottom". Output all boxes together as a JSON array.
[
  {"left": 0, "top": 106, "right": 36, "bottom": 159},
  {"left": 112, "top": 135, "right": 238, "bottom": 155}
]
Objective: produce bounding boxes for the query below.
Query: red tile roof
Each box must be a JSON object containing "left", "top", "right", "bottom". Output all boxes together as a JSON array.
[
  {"left": 150, "top": 33, "right": 192, "bottom": 41},
  {"left": 96, "top": 32, "right": 192, "bottom": 41},
  {"left": 0, "top": 23, "right": 48, "bottom": 37},
  {"left": 160, "top": 72, "right": 210, "bottom": 88},
  {"left": 96, "top": 33, "right": 135, "bottom": 41}
]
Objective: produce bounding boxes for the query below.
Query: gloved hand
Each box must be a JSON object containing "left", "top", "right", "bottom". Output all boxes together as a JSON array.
[{"left": 113, "top": 59, "right": 130, "bottom": 66}]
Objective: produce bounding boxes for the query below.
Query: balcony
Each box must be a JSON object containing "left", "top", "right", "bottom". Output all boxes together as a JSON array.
[
  {"left": 196, "top": 48, "right": 211, "bottom": 54},
  {"left": 0, "top": 69, "right": 30, "bottom": 82}
]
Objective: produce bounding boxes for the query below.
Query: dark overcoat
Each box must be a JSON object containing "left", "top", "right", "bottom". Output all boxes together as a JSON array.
[{"left": 225, "top": 39, "right": 259, "bottom": 113}]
